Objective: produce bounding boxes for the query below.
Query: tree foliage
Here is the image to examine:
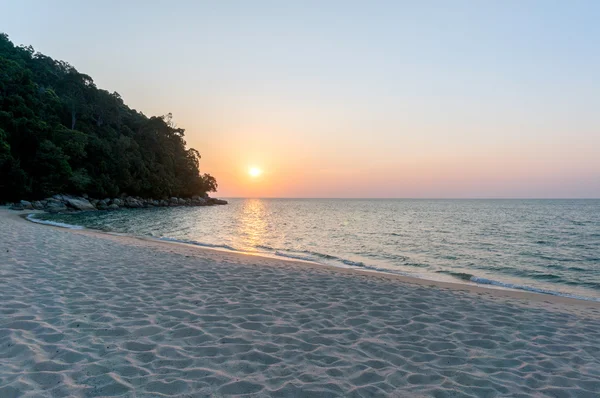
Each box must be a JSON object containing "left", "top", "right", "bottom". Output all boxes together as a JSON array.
[{"left": 0, "top": 33, "right": 217, "bottom": 202}]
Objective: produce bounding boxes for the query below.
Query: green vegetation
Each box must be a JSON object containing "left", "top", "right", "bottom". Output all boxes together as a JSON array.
[{"left": 0, "top": 33, "right": 217, "bottom": 202}]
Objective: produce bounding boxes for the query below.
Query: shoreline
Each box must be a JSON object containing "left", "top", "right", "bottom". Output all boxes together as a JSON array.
[
  {"left": 15, "top": 208, "right": 600, "bottom": 309},
  {"left": 2, "top": 206, "right": 600, "bottom": 397}
]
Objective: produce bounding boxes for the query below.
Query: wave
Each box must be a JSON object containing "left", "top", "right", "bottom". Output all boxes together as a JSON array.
[
  {"left": 435, "top": 270, "right": 474, "bottom": 281},
  {"left": 273, "top": 249, "right": 369, "bottom": 269},
  {"left": 470, "top": 277, "right": 600, "bottom": 302},
  {"left": 26, "top": 214, "right": 84, "bottom": 230},
  {"left": 435, "top": 269, "right": 600, "bottom": 302},
  {"left": 285, "top": 252, "right": 600, "bottom": 302},
  {"left": 158, "top": 237, "right": 238, "bottom": 252},
  {"left": 273, "top": 251, "right": 322, "bottom": 264}
]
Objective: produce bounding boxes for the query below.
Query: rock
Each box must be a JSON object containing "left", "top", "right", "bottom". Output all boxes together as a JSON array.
[
  {"left": 124, "top": 197, "right": 142, "bottom": 208},
  {"left": 111, "top": 198, "right": 123, "bottom": 206},
  {"left": 65, "top": 197, "right": 96, "bottom": 211},
  {"left": 178, "top": 198, "right": 186, "bottom": 205},
  {"left": 170, "top": 197, "right": 179, "bottom": 204},
  {"left": 45, "top": 200, "right": 67, "bottom": 213},
  {"left": 32, "top": 201, "right": 44, "bottom": 210},
  {"left": 90, "top": 199, "right": 99, "bottom": 207},
  {"left": 82, "top": 193, "right": 89, "bottom": 199},
  {"left": 96, "top": 202, "right": 108, "bottom": 210},
  {"left": 211, "top": 198, "right": 228, "bottom": 205},
  {"left": 192, "top": 197, "right": 207, "bottom": 206},
  {"left": 160, "top": 200, "right": 169, "bottom": 207},
  {"left": 10, "top": 204, "right": 24, "bottom": 210},
  {"left": 108, "top": 204, "right": 119, "bottom": 210},
  {"left": 20, "top": 200, "right": 33, "bottom": 210}
]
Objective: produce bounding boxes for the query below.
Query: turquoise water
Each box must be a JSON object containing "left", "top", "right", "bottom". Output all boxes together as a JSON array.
[{"left": 31, "top": 199, "right": 600, "bottom": 301}]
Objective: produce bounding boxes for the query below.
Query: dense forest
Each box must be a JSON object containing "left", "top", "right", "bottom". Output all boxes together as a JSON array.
[{"left": 0, "top": 33, "right": 217, "bottom": 203}]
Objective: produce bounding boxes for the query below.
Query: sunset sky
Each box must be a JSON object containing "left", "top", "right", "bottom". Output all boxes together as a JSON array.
[{"left": 1, "top": 1, "right": 599, "bottom": 198}]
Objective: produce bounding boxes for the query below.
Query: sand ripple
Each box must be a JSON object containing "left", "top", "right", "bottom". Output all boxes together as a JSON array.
[{"left": 1, "top": 209, "right": 600, "bottom": 397}]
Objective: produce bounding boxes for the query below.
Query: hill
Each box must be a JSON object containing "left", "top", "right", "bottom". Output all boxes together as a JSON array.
[{"left": 0, "top": 33, "right": 217, "bottom": 202}]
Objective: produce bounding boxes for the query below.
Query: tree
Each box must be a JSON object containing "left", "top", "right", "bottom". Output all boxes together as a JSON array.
[
  {"left": 202, "top": 174, "right": 218, "bottom": 192},
  {"left": 0, "top": 33, "right": 218, "bottom": 202}
]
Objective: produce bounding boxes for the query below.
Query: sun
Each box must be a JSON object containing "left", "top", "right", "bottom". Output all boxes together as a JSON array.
[{"left": 249, "top": 167, "right": 262, "bottom": 177}]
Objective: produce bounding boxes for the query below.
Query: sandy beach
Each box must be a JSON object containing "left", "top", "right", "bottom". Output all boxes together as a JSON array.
[{"left": 1, "top": 208, "right": 600, "bottom": 397}]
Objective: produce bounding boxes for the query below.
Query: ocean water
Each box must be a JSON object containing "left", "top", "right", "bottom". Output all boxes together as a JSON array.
[{"left": 31, "top": 199, "right": 600, "bottom": 301}]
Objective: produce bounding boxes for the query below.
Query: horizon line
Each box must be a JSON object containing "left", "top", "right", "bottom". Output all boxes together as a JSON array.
[{"left": 218, "top": 197, "right": 600, "bottom": 200}]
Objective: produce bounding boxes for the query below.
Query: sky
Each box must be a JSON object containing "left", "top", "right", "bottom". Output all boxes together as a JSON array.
[{"left": 1, "top": 1, "right": 599, "bottom": 198}]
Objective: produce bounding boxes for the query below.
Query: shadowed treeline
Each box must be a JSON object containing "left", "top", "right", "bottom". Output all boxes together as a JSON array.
[{"left": 0, "top": 33, "right": 216, "bottom": 202}]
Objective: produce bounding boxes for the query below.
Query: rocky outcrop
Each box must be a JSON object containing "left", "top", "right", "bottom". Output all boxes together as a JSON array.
[
  {"left": 208, "top": 198, "right": 228, "bottom": 205},
  {"left": 191, "top": 196, "right": 207, "bottom": 206},
  {"left": 65, "top": 197, "right": 96, "bottom": 211},
  {"left": 124, "top": 197, "right": 143, "bottom": 208},
  {"left": 96, "top": 200, "right": 108, "bottom": 210},
  {"left": 8, "top": 193, "right": 227, "bottom": 214},
  {"left": 45, "top": 199, "right": 68, "bottom": 213}
]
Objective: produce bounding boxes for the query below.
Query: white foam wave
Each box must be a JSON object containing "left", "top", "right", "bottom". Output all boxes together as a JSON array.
[
  {"left": 158, "top": 237, "right": 238, "bottom": 252},
  {"left": 26, "top": 214, "right": 84, "bottom": 230},
  {"left": 274, "top": 251, "right": 321, "bottom": 264},
  {"left": 470, "top": 276, "right": 600, "bottom": 302}
]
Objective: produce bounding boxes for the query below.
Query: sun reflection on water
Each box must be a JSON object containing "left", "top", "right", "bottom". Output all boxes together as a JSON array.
[{"left": 237, "top": 199, "right": 269, "bottom": 251}]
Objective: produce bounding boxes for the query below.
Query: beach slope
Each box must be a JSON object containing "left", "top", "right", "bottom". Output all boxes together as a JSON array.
[{"left": 1, "top": 208, "right": 599, "bottom": 397}]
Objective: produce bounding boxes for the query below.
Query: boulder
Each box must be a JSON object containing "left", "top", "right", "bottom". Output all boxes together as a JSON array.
[
  {"left": 160, "top": 200, "right": 169, "bottom": 207},
  {"left": 32, "top": 201, "right": 44, "bottom": 210},
  {"left": 65, "top": 197, "right": 96, "bottom": 211},
  {"left": 178, "top": 198, "right": 186, "bottom": 205},
  {"left": 20, "top": 200, "right": 34, "bottom": 210},
  {"left": 124, "top": 197, "right": 142, "bottom": 208},
  {"left": 45, "top": 200, "right": 67, "bottom": 213},
  {"left": 170, "top": 197, "right": 179, "bottom": 204},
  {"left": 211, "top": 198, "right": 228, "bottom": 205},
  {"left": 10, "top": 204, "right": 24, "bottom": 210},
  {"left": 111, "top": 198, "right": 123, "bottom": 206},
  {"left": 192, "top": 197, "right": 207, "bottom": 206},
  {"left": 96, "top": 202, "right": 108, "bottom": 210},
  {"left": 108, "top": 204, "right": 119, "bottom": 210}
]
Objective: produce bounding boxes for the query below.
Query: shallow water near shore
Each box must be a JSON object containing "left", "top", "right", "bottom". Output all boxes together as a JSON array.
[{"left": 31, "top": 198, "right": 600, "bottom": 301}]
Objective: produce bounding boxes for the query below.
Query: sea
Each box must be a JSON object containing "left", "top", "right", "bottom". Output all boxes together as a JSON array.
[{"left": 29, "top": 199, "right": 600, "bottom": 302}]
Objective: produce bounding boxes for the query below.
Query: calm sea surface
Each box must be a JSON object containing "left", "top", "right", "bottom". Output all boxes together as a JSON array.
[{"left": 32, "top": 199, "right": 600, "bottom": 301}]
